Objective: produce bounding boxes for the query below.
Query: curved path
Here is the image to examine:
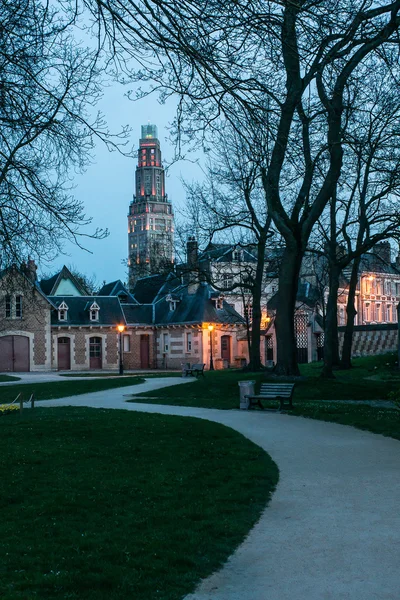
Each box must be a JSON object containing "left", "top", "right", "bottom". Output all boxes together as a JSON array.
[{"left": 35, "top": 380, "right": 400, "bottom": 600}]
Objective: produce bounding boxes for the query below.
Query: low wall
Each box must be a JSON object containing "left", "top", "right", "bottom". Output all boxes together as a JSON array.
[{"left": 338, "top": 324, "right": 398, "bottom": 357}]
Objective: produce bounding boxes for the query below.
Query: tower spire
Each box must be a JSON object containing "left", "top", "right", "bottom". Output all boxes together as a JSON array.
[{"left": 127, "top": 124, "right": 174, "bottom": 288}]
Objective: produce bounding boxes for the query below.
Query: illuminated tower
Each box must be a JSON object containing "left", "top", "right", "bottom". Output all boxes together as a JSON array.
[{"left": 128, "top": 124, "right": 174, "bottom": 287}]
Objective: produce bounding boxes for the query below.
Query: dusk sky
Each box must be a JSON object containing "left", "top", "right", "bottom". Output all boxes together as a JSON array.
[{"left": 43, "top": 79, "right": 204, "bottom": 287}]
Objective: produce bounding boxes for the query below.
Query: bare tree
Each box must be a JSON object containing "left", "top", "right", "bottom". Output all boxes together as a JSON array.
[
  {"left": 79, "top": 0, "right": 400, "bottom": 375},
  {"left": 182, "top": 125, "right": 274, "bottom": 370},
  {"left": 0, "top": 0, "right": 129, "bottom": 270}
]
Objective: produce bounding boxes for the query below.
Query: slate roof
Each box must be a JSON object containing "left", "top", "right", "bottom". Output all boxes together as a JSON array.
[
  {"left": 199, "top": 243, "right": 258, "bottom": 263},
  {"left": 131, "top": 273, "right": 175, "bottom": 304},
  {"left": 154, "top": 282, "right": 245, "bottom": 326},
  {"left": 40, "top": 266, "right": 89, "bottom": 296},
  {"left": 122, "top": 304, "right": 153, "bottom": 325},
  {"left": 97, "top": 280, "right": 137, "bottom": 303},
  {"left": 49, "top": 296, "right": 126, "bottom": 326},
  {"left": 267, "top": 280, "right": 321, "bottom": 310}
]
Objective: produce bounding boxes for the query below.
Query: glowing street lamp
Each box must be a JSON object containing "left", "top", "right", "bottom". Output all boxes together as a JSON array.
[
  {"left": 117, "top": 324, "right": 126, "bottom": 375},
  {"left": 208, "top": 324, "right": 214, "bottom": 371}
]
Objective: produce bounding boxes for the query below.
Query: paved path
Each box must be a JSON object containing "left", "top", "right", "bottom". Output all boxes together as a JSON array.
[
  {"left": 34, "top": 386, "right": 400, "bottom": 600},
  {"left": 0, "top": 370, "right": 180, "bottom": 386}
]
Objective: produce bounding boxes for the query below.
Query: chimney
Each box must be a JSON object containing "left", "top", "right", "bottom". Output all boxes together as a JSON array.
[
  {"left": 186, "top": 236, "right": 199, "bottom": 294},
  {"left": 26, "top": 257, "right": 38, "bottom": 282},
  {"left": 373, "top": 242, "right": 391, "bottom": 264},
  {"left": 187, "top": 236, "right": 198, "bottom": 270}
]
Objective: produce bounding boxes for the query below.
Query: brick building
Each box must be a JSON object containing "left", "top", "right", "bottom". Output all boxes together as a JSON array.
[{"left": 0, "top": 263, "right": 245, "bottom": 372}]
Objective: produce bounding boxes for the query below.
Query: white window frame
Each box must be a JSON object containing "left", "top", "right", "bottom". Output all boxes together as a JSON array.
[
  {"left": 387, "top": 305, "right": 392, "bottom": 322},
  {"left": 375, "top": 303, "right": 381, "bottom": 322},
  {"left": 89, "top": 302, "right": 100, "bottom": 322},
  {"left": 364, "top": 302, "right": 370, "bottom": 322},
  {"left": 123, "top": 335, "right": 130, "bottom": 352},
  {"left": 186, "top": 332, "right": 192, "bottom": 352},
  {"left": 163, "top": 333, "right": 169, "bottom": 353},
  {"left": 58, "top": 301, "right": 69, "bottom": 322}
]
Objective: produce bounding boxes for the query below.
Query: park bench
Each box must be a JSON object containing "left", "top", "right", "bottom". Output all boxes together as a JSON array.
[
  {"left": 182, "top": 363, "right": 205, "bottom": 378},
  {"left": 246, "top": 383, "right": 294, "bottom": 411}
]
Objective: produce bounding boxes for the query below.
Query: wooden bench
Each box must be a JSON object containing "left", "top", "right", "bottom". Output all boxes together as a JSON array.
[
  {"left": 182, "top": 363, "right": 205, "bottom": 378},
  {"left": 246, "top": 383, "right": 294, "bottom": 411}
]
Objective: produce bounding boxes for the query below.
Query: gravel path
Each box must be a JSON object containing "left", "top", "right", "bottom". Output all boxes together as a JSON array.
[{"left": 33, "top": 386, "right": 400, "bottom": 600}]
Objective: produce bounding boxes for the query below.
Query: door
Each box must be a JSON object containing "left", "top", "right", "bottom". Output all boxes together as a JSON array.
[
  {"left": 89, "top": 337, "right": 102, "bottom": 369},
  {"left": 58, "top": 337, "right": 71, "bottom": 370},
  {"left": 221, "top": 335, "right": 231, "bottom": 365},
  {"left": 140, "top": 335, "right": 150, "bottom": 369},
  {"left": 0, "top": 335, "right": 30, "bottom": 372}
]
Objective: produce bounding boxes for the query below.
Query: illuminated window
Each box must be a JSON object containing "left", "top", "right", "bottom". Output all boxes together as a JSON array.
[
  {"left": 364, "top": 303, "right": 370, "bottom": 321},
  {"left": 375, "top": 303, "right": 381, "bottom": 321}
]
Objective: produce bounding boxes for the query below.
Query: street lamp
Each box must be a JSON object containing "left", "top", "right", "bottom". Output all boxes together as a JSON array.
[
  {"left": 208, "top": 324, "right": 214, "bottom": 371},
  {"left": 117, "top": 324, "right": 125, "bottom": 375}
]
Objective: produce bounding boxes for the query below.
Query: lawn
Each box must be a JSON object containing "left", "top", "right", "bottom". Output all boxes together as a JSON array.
[
  {"left": 0, "top": 407, "right": 278, "bottom": 600},
  {"left": 130, "top": 353, "right": 400, "bottom": 409},
  {"left": 127, "top": 354, "right": 400, "bottom": 442},
  {"left": 0, "top": 377, "right": 145, "bottom": 405},
  {"left": 0, "top": 375, "right": 20, "bottom": 382}
]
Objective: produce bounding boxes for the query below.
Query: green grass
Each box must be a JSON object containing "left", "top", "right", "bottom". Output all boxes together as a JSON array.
[
  {"left": 129, "top": 354, "right": 400, "bottom": 409},
  {"left": 0, "top": 374, "right": 20, "bottom": 382},
  {"left": 0, "top": 407, "right": 278, "bottom": 600},
  {"left": 0, "top": 377, "right": 145, "bottom": 405},
  {"left": 289, "top": 402, "right": 400, "bottom": 441}
]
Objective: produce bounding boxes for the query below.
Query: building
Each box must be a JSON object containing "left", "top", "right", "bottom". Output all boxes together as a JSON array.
[
  {"left": 0, "top": 261, "right": 245, "bottom": 372},
  {"left": 127, "top": 124, "right": 174, "bottom": 288}
]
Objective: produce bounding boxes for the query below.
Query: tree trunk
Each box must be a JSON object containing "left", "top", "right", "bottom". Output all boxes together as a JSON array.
[
  {"left": 248, "top": 236, "right": 266, "bottom": 371},
  {"left": 321, "top": 263, "right": 340, "bottom": 378},
  {"left": 341, "top": 256, "right": 361, "bottom": 369},
  {"left": 274, "top": 245, "right": 303, "bottom": 376}
]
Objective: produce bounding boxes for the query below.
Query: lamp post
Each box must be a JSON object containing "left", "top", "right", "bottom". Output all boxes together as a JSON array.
[
  {"left": 117, "top": 324, "right": 125, "bottom": 375},
  {"left": 208, "top": 324, "right": 214, "bottom": 371}
]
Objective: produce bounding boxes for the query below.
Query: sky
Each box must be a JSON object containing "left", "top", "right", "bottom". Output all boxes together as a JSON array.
[{"left": 43, "top": 80, "right": 204, "bottom": 287}]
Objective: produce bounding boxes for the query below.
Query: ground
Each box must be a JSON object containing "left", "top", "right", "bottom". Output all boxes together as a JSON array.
[{"left": 1, "top": 355, "right": 400, "bottom": 599}]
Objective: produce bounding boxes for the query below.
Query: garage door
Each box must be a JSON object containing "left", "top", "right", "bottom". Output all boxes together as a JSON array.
[{"left": 0, "top": 335, "right": 30, "bottom": 372}]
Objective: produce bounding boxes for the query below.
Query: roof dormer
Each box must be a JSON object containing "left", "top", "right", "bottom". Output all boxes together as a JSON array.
[
  {"left": 166, "top": 293, "right": 180, "bottom": 312},
  {"left": 58, "top": 301, "right": 69, "bottom": 322},
  {"left": 89, "top": 301, "right": 100, "bottom": 322}
]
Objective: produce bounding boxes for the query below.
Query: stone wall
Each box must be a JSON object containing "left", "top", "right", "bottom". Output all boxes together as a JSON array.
[
  {"left": 0, "top": 273, "right": 51, "bottom": 371},
  {"left": 338, "top": 324, "right": 398, "bottom": 357}
]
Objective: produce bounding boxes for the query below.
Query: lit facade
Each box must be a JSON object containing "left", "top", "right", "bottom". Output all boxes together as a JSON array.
[{"left": 128, "top": 124, "right": 174, "bottom": 287}]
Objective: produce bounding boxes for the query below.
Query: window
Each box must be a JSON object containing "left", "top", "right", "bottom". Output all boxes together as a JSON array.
[
  {"left": 163, "top": 333, "right": 169, "bottom": 353},
  {"left": 58, "top": 301, "right": 69, "bottom": 322},
  {"left": 376, "top": 280, "right": 382, "bottom": 295},
  {"left": 233, "top": 250, "right": 242, "bottom": 262},
  {"left": 364, "top": 303, "right": 370, "bottom": 322},
  {"left": 5, "top": 295, "right": 11, "bottom": 318},
  {"left": 89, "top": 337, "right": 102, "bottom": 358},
  {"left": 123, "top": 335, "right": 130, "bottom": 352},
  {"left": 375, "top": 303, "right": 381, "bottom": 322},
  {"left": 89, "top": 302, "right": 100, "bottom": 322},
  {"left": 396, "top": 283, "right": 400, "bottom": 296},
  {"left": 387, "top": 305, "right": 392, "bottom": 322},
  {"left": 222, "top": 275, "right": 233, "bottom": 290},
  {"left": 186, "top": 332, "right": 192, "bottom": 352}
]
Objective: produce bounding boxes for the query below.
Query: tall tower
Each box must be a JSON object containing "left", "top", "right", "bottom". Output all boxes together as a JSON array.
[{"left": 128, "top": 124, "right": 174, "bottom": 287}]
